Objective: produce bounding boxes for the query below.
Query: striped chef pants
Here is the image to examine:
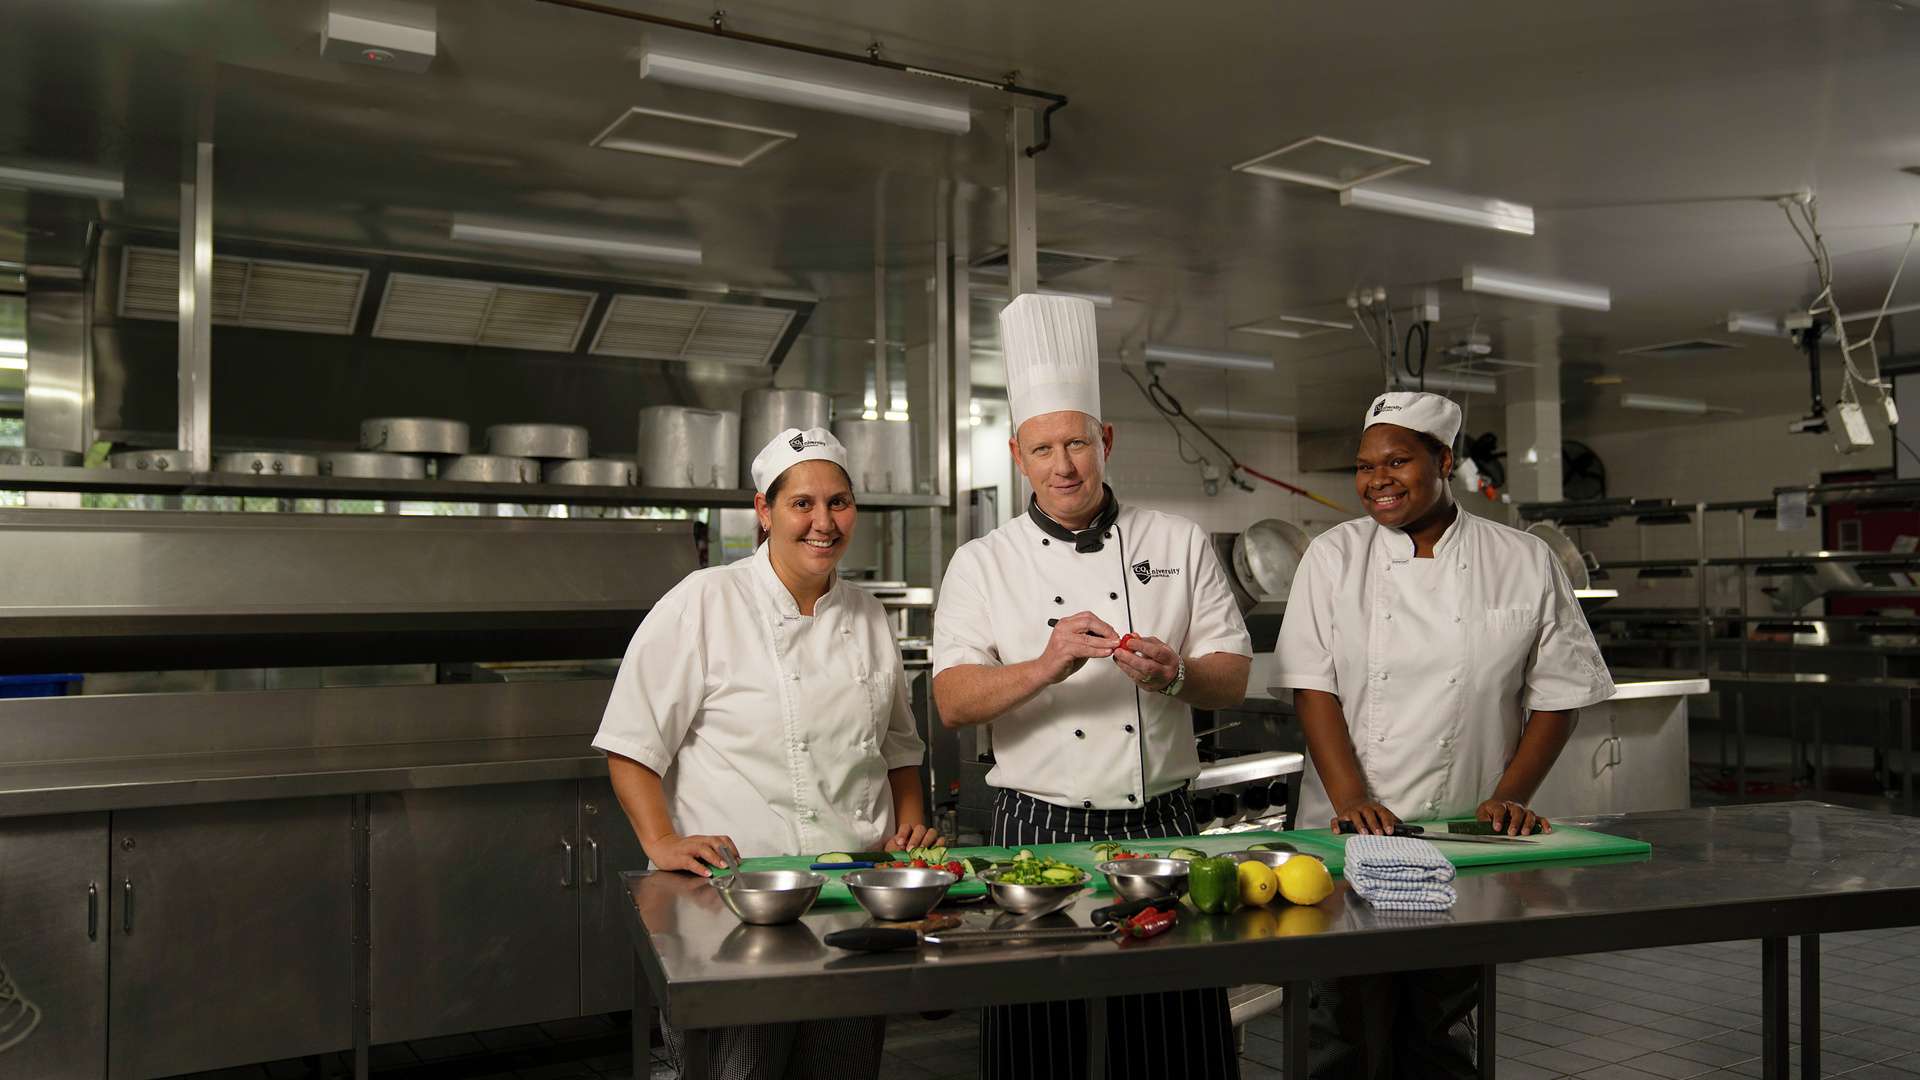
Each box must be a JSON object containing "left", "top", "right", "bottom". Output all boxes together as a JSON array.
[{"left": 983, "top": 787, "right": 1240, "bottom": 1080}]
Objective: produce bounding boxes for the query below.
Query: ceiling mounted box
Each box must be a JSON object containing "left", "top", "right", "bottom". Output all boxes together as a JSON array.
[
  {"left": 322, "top": 8, "right": 436, "bottom": 71},
  {"left": 372, "top": 273, "right": 595, "bottom": 352},
  {"left": 591, "top": 106, "right": 796, "bottom": 168},
  {"left": 1619, "top": 339, "right": 1740, "bottom": 357},
  {"left": 591, "top": 294, "right": 796, "bottom": 366},
  {"left": 118, "top": 247, "right": 367, "bottom": 334},
  {"left": 1233, "top": 135, "right": 1429, "bottom": 192}
]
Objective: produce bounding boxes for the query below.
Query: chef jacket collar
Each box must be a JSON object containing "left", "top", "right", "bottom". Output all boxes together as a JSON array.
[
  {"left": 1027, "top": 485, "right": 1122, "bottom": 553},
  {"left": 749, "top": 539, "right": 839, "bottom": 617},
  {"left": 1381, "top": 503, "right": 1467, "bottom": 564}
]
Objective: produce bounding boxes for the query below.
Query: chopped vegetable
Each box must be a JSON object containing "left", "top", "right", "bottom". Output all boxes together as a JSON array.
[
  {"left": 818, "top": 850, "right": 892, "bottom": 863},
  {"left": 1013, "top": 849, "right": 1037, "bottom": 862},
  {"left": 817, "top": 852, "right": 854, "bottom": 864},
  {"left": 991, "top": 856, "right": 1087, "bottom": 887},
  {"left": 1188, "top": 856, "right": 1240, "bottom": 914},
  {"left": 904, "top": 845, "right": 948, "bottom": 863},
  {"left": 1168, "top": 846, "right": 1207, "bottom": 861},
  {"left": 961, "top": 856, "right": 996, "bottom": 875},
  {"left": 1122, "top": 906, "right": 1179, "bottom": 939}
]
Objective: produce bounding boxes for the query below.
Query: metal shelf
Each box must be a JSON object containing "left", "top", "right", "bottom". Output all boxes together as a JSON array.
[{"left": 0, "top": 466, "right": 948, "bottom": 510}]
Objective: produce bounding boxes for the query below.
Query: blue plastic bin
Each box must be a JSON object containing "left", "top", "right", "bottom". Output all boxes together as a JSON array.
[{"left": 0, "top": 674, "right": 83, "bottom": 698}]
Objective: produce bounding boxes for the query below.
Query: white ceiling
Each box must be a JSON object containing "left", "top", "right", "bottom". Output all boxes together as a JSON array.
[{"left": 4, "top": 0, "right": 1920, "bottom": 437}]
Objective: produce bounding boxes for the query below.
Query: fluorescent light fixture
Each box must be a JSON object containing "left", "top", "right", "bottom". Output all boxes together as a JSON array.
[
  {"left": 1461, "top": 264, "right": 1610, "bottom": 312},
  {"left": 969, "top": 283, "right": 1115, "bottom": 308},
  {"left": 1191, "top": 406, "right": 1296, "bottom": 425},
  {"left": 1726, "top": 311, "right": 1782, "bottom": 336},
  {"left": 1839, "top": 300, "right": 1920, "bottom": 323},
  {"left": 639, "top": 43, "right": 971, "bottom": 135},
  {"left": 0, "top": 162, "right": 123, "bottom": 200},
  {"left": 1340, "top": 183, "right": 1534, "bottom": 236},
  {"left": 1141, "top": 343, "right": 1273, "bottom": 372},
  {"left": 1389, "top": 372, "right": 1495, "bottom": 394},
  {"left": 0, "top": 337, "right": 23, "bottom": 358},
  {"left": 449, "top": 219, "right": 701, "bottom": 266},
  {"left": 0, "top": 357, "right": 24, "bottom": 372},
  {"left": 1621, "top": 392, "right": 1737, "bottom": 416},
  {"left": 1233, "top": 314, "right": 1353, "bottom": 340}
]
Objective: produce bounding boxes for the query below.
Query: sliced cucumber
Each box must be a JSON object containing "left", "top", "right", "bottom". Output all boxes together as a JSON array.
[
  {"left": 1168, "top": 846, "right": 1207, "bottom": 860},
  {"left": 1040, "top": 866, "right": 1082, "bottom": 884},
  {"left": 817, "top": 852, "right": 855, "bottom": 864},
  {"left": 1014, "top": 849, "right": 1037, "bottom": 861},
  {"left": 962, "top": 856, "right": 996, "bottom": 874}
]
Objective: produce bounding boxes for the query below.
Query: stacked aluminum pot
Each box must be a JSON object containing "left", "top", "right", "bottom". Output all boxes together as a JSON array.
[
  {"left": 832, "top": 419, "right": 914, "bottom": 494},
  {"left": 739, "top": 389, "right": 832, "bottom": 487},
  {"left": 637, "top": 406, "right": 739, "bottom": 489}
]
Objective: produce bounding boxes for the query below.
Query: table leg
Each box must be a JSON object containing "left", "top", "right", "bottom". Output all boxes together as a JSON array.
[
  {"left": 682, "top": 1027, "right": 711, "bottom": 1078},
  {"left": 1814, "top": 709, "right": 1826, "bottom": 794},
  {"left": 1285, "top": 980, "right": 1310, "bottom": 1080},
  {"left": 1802, "top": 934, "right": 1821, "bottom": 1080},
  {"left": 1904, "top": 696, "right": 1914, "bottom": 811},
  {"left": 1478, "top": 963, "right": 1498, "bottom": 1079},
  {"left": 1761, "top": 937, "right": 1788, "bottom": 1080},
  {"left": 1086, "top": 996, "right": 1108, "bottom": 1080},
  {"left": 1736, "top": 689, "right": 1748, "bottom": 801},
  {"left": 632, "top": 962, "right": 653, "bottom": 1076}
]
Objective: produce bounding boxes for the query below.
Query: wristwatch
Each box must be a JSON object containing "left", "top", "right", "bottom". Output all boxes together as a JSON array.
[{"left": 1159, "top": 656, "right": 1186, "bottom": 697}]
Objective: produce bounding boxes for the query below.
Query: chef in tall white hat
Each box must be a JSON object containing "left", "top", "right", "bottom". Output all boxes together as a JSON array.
[
  {"left": 1271, "top": 390, "right": 1615, "bottom": 1077},
  {"left": 932, "top": 294, "right": 1252, "bottom": 1080},
  {"left": 595, "top": 425, "right": 932, "bottom": 1079}
]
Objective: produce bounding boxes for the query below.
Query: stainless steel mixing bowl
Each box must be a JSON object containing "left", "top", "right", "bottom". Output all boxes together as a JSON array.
[
  {"left": 842, "top": 867, "right": 956, "bottom": 921},
  {"left": 1098, "top": 858, "right": 1191, "bottom": 901},
  {"left": 979, "top": 865, "right": 1091, "bottom": 914},
  {"left": 711, "top": 870, "right": 826, "bottom": 926}
]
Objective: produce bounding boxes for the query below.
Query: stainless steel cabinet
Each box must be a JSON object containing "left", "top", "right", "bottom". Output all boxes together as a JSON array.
[
  {"left": 108, "top": 798, "right": 354, "bottom": 1080},
  {"left": 0, "top": 813, "right": 108, "bottom": 1079},
  {"left": 369, "top": 781, "right": 581, "bottom": 1042},
  {"left": 578, "top": 779, "right": 648, "bottom": 1015},
  {"left": 1534, "top": 696, "right": 1694, "bottom": 818}
]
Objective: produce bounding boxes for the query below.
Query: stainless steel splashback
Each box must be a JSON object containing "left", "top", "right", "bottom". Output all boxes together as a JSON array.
[{"left": 0, "top": 509, "right": 698, "bottom": 672}]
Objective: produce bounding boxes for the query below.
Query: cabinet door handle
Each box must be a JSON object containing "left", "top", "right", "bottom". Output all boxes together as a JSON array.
[
  {"left": 585, "top": 837, "right": 600, "bottom": 885},
  {"left": 122, "top": 879, "right": 134, "bottom": 934},
  {"left": 87, "top": 882, "right": 98, "bottom": 940},
  {"left": 560, "top": 838, "right": 575, "bottom": 888},
  {"left": 1609, "top": 736, "right": 1623, "bottom": 767}
]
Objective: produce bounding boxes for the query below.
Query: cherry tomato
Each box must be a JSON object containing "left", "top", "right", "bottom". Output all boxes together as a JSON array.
[{"left": 910, "top": 858, "right": 928, "bottom": 868}]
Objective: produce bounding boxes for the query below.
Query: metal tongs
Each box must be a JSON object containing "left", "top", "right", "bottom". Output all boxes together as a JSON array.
[{"left": 923, "top": 896, "right": 1180, "bottom": 948}]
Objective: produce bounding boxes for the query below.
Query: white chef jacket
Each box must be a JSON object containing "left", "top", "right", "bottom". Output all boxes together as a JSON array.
[
  {"left": 592, "top": 543, "right": 926, "bottom": 858},
  {"left": 1272, "top": 509, "right": 1614, "bottom": 826},
  {"left": 933, "top": 501, "right": 1252, "bottom": 809}
]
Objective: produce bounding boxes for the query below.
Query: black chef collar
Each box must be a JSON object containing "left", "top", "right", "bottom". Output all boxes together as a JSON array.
[{"left": 1028, "top": 486, "right": 1121, "bottom": 553}]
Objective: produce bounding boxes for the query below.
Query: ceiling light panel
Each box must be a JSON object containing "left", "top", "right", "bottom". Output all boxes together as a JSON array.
[
  {"left": 450, "top": 219, "right": 702, "bottom": 267},
  {"left": 1389, "top": 372, "right": 1496, "bottom": 394},
  {"left": 639, "top": 40, "right": 971, "bottom": 135},
  {"left": 0, "top": 161, "right": 123, "bottom": 200},
  {"left": 1461, "top": 264, "right": 1611, "bottom": 312},
  {"left": 1340, "top": 182, "right": 1534, "bottom": 236},
  {"left": 1191, "top": 406, "right": 1297, "bottom": 425},
  {"left": 1232, "top": 135, "right": 1429, "bottom": 192},
  {"left": 1621, "top": 392, "right": 1716, "bottom": 415},
  {"left": 591, "top": 106, "right": 796, "bottom": 168},
  {"left": 1618, "top": 339, "right": 1739, "bottom": 357},
  {"left": 1233, "top": 314, "right": 1352, "bottom": 340},
  {"left": 1142, "top": 343, "right": 1273, "bottom": 372}
]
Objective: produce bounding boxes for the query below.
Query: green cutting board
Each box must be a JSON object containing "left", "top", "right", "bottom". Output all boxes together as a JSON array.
[
  {"left": 1281, "top": 822, "right": 1652, "bottom": 876},
  {"left": 721, "top": 846, "right": 1013, "bottom": 907}
]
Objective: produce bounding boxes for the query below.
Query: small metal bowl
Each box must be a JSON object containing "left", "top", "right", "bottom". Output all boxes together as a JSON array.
[
  {"left": 843, "top": 867, "right": 957, "bottom": 921},
  {"left": 1098, "top": 858, "right": 1190, "bottom": 901},
  {"left": 979, "top": 865, "right": 1092, "bottom": 914},
  {"left": 1227, "top": 849, "right": 1316, "bottom": 871},
  {"left": 711, "top": 870, "right": 826, "bottom": 926}
]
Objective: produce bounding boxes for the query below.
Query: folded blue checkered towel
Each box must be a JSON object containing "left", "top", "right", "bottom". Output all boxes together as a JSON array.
[{"left": 1345, "top": 834, "right": 1457, "bottom": 911}]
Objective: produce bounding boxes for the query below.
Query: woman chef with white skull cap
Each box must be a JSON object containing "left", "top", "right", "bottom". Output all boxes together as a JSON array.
[
  {"left": 594, "top": 426, "right": 935, "bottom": 1080},
  {"left": 1272, "top": 390, "right": 1616, "bottom": 1077}
]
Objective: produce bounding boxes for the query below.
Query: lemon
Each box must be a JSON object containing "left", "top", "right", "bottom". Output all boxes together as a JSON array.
[
  {"left": 1278, "top": 855, "right": 1334, "bottom": 906},
  {"left": 1236, "top": 859, "right": 1278, "bottom": 908}
]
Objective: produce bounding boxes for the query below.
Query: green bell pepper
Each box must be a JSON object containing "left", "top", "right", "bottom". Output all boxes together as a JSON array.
[{"left": 1188, "top": 856, "right": 1239, "bottom": 914}]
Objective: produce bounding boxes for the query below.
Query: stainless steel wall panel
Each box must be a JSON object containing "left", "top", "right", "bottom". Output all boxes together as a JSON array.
[
  {"left": 108, "top": 798, "right": 353, "bottom": 1079},
  {"left": 369, "top": 782, "right": 580, "bottom": 1042},
  {"left": 22, "top": 275, "right": 91, "bottom": 454},
  {"left": 0, "top": 813, "right": 108, "bottom": 1079}
]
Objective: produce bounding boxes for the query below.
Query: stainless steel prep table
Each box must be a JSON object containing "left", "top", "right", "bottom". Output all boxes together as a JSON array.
[{"left": 622, "top": 802, "right": 1918, "bottom": 1080}]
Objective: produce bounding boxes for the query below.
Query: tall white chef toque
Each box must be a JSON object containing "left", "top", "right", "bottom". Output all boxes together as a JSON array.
[
  {"left": 750, "top": 426, "right": 849, "bottom": 493},
  {"left": 1362, "top": 391, "right": 1462, "bottom": 449},
  {"left": 999, "top": 293, "right": 1101, "bottom": 432}
]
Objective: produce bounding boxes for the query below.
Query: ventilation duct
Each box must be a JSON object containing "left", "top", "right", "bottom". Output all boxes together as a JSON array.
[
  {"left": 117, "top": 246, "right": 366, "bottom": 334},
  {"left": 591, "top": 294, "right": 795, "bottom": 366},
  {"left": 371, "top": 273, "right": 595, "bottom": 352}
]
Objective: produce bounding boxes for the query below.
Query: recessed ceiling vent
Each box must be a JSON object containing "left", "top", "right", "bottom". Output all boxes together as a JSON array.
[
  {"left": 1232, "top": 135, "right": 1429, "bottom": 191},
  {"left": 372, "top": 273, "right": 595, "bottom": 352},
  {"left": 118, "top": 247, "right": 367, "bottom": 334},
  {"left": 1618, "top": 338, "right": 1741, "bottom": 357},
  {"left": 590, "top": 294, "right": 796, "bottom": 366},
  {"left": 591, "top": 106, "right": 796, "bottom": 168},
  {"left": 970, "top": 247, "right": 1116, "bottom": 280}
]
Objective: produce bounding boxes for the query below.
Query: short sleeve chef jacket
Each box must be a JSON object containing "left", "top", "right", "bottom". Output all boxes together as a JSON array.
[
  {"left": 933, "top": 503, "right": 1252, "bottom": 809},
  {"left": 592, "top": 543, "right": 925, "bottom": 858},
  {"left": 1271, "top": 509, "right": 1615, "bottom": 826}
]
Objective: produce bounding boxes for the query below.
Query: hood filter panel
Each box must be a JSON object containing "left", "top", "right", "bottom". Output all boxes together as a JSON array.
[
  {"left": 118, "top": 247, "right": 365, "bottom": 334},
  {"left": 592, "top": 294, "right": 793, "bottom": 366}
]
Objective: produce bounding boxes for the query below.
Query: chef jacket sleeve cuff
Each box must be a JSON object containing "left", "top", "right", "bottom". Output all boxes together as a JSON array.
[
  {"left": 883, "top": 746, "right": 925, "bottom": 770},
  {"left": 1525, "top": 684, "right": 1617, "bottom": 713},
  {"left": 592, "top": 733, "right": 673, "bottom": 776},
  {"left": 1187, "top": 635, "right": 1254, "bottom": 659},
  {"left": 1270, "top": 673, "right": 1338, "bottom": 695}
]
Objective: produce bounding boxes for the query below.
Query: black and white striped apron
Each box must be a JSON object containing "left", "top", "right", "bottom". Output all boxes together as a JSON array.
[{"left": 983, "top": 787, "right": 1240, "bottom": 1080}]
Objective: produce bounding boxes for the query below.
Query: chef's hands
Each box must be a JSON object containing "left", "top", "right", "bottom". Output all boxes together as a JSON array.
[
  {"left": 1039, "top": 612, "right": 1121, "bottom": 684},
  {"left": 1332, "top": 798, "right": 1401, "bottom": 836},
  {"left": 643, "top": 832, "right": 738, "bottom": 877},
  {"left": 1477, "top": 799, "right": 1550, "bottom": 836},
  {"left": 888, "top": 823, "right": 942, "bottom": 851},
  {"left": 1111, "top": 634, "right": 1179, "bottom": 692}
]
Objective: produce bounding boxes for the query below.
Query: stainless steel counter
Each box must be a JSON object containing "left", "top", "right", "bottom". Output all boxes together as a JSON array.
[
  {"left": 623, "top": 802, "right": 1919, "bottom": 1079},
  {"left": 1245, "top": 653, "right": 1710, "bottom": 704}
]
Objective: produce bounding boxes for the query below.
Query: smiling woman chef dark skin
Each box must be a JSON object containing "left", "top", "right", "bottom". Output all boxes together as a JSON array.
[{"left": 1272, "top": 390, "right": 1615, "bottom": 1078}]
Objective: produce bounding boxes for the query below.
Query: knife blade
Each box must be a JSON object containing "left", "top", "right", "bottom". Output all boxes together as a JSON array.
[{"left": 1338, "top": 821, "right": 1538, "bottom": 844}]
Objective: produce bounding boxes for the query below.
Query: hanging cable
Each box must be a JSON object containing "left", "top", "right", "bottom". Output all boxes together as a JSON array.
[
  {"left": 1122, "top": 363, "right": 1349, "bottom": 512},
  {"left": 1403, "top": 320, "right": 1430, "bottom": 386}
]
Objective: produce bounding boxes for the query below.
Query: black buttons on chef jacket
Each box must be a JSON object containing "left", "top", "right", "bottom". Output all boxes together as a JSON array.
[
  {"left": 1054, "top": 596, "right": 1063, "bottom": 604},
  {"left": 1082, "top": 800, "right": 1093, "bottom": 808},
  {"left": 1074, "top": 729, "right": 1085, "bottom": 739},
  {"left": 1109, "top": 592, "right": 1118, "bottom": 600},
  {"left": 1104, "top": 531, "right": 1112, "bottom": 539},
  {"left": 1127, "top": 794, "right": 1137, "bottom": 803},
  {"left": 1042, "top": 538, "right": 1051, "bottom": 546},
  {"left": 1125, "top": 724, "right": 1134, "bottom": 733}
]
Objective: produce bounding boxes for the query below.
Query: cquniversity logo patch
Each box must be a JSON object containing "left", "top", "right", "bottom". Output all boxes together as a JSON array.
[
  {"left": 788, "top": 433, "right": 806, "bottom": 451},
  {"left": 1132, "top": 559, "right": 1180, "bottom": 585}
]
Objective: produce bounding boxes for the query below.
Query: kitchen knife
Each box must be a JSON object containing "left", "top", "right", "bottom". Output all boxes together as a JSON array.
[
  {"left": 824, "top": 914, "right": 964, "bottom": 953},
  {"left": 1338, "top": 821, "right": 1538, "bottom": 844}
]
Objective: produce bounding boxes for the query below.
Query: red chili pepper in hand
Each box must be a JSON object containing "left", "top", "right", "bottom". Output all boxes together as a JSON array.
[
  {"left": 1116, "top": 633, "right": 1137, "bottom": 653},
  {"left": 1123, "top": 907, "right": 1178, "bottom": 940}
]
